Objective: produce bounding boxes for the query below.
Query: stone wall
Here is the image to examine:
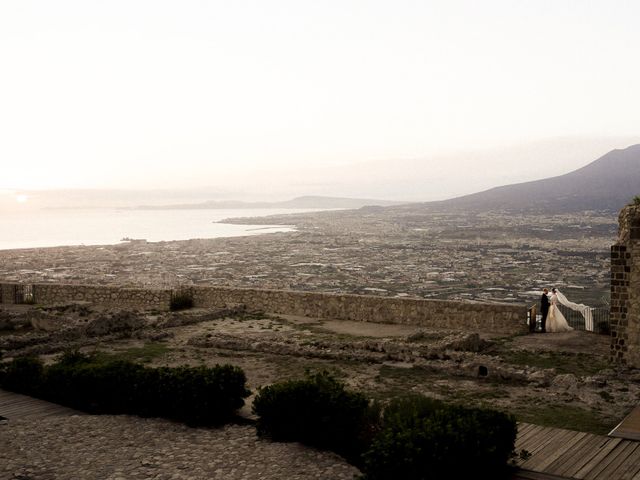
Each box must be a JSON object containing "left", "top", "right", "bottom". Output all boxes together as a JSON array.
[
  {"left": 611, "top": 204, "right": 640, "bottom": 366},
  {"left": 0, "top": 283, "right": 172, "bottom": 311},
  {"left": 0, "top": 284, "right": 16, "bottom": 304},
  {"left": 0, "top": 282, "right": 527, "bottom": 334},
  {"left": 189, "top": 286, "right": 526, "bottom": 334}
]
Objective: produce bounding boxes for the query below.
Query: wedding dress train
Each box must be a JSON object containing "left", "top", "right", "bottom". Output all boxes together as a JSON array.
[{"left": 555, "top": 290, "right": 594, "bottom": 332}]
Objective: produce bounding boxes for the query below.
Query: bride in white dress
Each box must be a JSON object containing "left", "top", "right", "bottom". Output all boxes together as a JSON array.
[{"left": 547, "top": 288, "right": 574, "bottom": 332}]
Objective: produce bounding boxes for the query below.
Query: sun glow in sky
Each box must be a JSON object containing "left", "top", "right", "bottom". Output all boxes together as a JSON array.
[{"left": 1, "top": 1, "right": 639, "bottom": 197}]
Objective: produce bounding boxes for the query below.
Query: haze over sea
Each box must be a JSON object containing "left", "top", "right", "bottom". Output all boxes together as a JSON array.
[{"left": 0, "top": 208, "right": 320, "bottom": 251}]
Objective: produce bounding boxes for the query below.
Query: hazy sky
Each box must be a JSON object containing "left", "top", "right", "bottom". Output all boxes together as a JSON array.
[{"left": 1, "top": 1, "right": 639, "bottom": 200}]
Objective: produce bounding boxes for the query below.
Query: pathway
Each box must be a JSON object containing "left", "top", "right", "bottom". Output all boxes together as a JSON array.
[
  {"left": 610, "top": 406, "right": 640, "bottom": 441},
  {"left": 0, "top": 388, "right": 78, "bottom": 420},
  {"left": 515, "top": 422, "right": 640, "bottom": 479},
  {"left": 0, "top": 389, "right": 359, "bottom": 480}
]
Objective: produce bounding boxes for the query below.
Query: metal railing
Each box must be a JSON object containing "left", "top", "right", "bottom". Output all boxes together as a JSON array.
[
  {"left": 528, "top": 304, "right": 610, "bottom": 335},
  {"left": 5, "top": 284, "right": 35, "bottom": 305},
  {"left": 558, "top": 304, "right": 610, "bottom": 334}
]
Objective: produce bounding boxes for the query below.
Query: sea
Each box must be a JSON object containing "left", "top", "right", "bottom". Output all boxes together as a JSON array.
[{"left": 0, "top": 208, "right": 317, "bottom": 251}]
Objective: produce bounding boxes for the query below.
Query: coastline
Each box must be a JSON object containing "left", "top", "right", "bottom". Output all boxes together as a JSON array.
[
  {"left": 0, "top": 207, "right": 313, "bottom": 252},
  {"left": 0, "top": 208, "right": 611, "bottom": 305}
]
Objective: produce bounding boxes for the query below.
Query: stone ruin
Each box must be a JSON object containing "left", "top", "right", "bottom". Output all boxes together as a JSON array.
[{"left": 611, "top": 203, "right": 640, "bottom": 366}]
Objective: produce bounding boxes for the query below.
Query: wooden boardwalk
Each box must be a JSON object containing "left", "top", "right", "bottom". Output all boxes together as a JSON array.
[
  {"left": 611, "top": 406, "right": 640, "bottom": 441},
  {"left": 0, "top": 388, "right": 79, "bottom": 420},
  {"left": 515, "top": 422, "right": 640, "bottom": 479}
]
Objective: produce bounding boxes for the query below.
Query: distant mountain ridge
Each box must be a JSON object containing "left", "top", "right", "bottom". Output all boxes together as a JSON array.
[
  {"left": 136, "top": 195, "right": 404, "bottom": 210},
  {"left": 435, "top": 144, "right": 640, "bottom": 212}
]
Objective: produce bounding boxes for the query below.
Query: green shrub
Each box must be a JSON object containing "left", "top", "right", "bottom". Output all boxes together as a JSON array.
[
  {"left": 137, "top": 364, "right": 251, "bottom": 424},
  {"left": 0, "top": 354, "right": 250, "bottom": 426},
  {"left": 170, "top": 291, "right": 194, "bottom": 311},
  {"left": 253, "top": 377, "right": 516, "bottom": 475},
  {"left": 633, "top": 195, "right": 640, "bottom": 206},
  {"left": 58, "top": 349, "right": 93, "bottom": 366},
  {"left": 0, "top": 356, "right": 44, "bottom": 396},
  {"left": 253, "top": 371, "right": 378, "bottom": 462},
  {"left": 362, "top": 395, "right": 517, "bottom": 480},
  {"left": 44, "top": 359, "right": 146, "bottom": 414}
]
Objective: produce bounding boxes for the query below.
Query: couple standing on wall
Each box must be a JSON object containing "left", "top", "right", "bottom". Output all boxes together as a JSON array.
[{"left": 534, "top": 288, "right": 573, "bottom": 333}]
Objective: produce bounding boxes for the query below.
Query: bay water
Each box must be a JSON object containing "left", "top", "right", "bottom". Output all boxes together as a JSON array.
[{"left": 0, "top": 208, "right": 313, "bottom": 250}]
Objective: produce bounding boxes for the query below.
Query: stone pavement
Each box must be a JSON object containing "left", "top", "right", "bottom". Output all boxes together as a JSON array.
[{"left": 0, "top": 415, "right": 360, "bottom": 480}]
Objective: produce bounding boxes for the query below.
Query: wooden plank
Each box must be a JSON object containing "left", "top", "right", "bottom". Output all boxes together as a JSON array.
[
  {"left": 1, "top": 397, "right": 64, "bottom": 411},
  {"left": 581, "top": 440, "right": 633, "bottom": 480},
  {"left": 517, "top": 423, "right": 542, "bottom": 440},
  {"left": 2, "top": 402, "right": 54, "bottom": 414},
  {"left": 518, "top": 424, "right": 546, "bottom": 444},
  {"left": 0, "top": 397, "right": 42, "bottom": 408},
  {"left": 611, "top": 407, "right": 640, "bottom": 441},
  {"left": 518, "top": 425, "right": 548, "bottom": 448},
  {"left": 518, "top": 425, "right": 548, "bottom": 451},
  {"left": 520, "top": 428, "right": 572, "bottom": 470},
  {"left": 517, "top": 432, "right": 547, "bottom": 458},
  {"left": 2, "top": 405, "right": 76, "bottom": 417},
  {"left": 616, "top": 443, "right": 640, "bottom": 480},
  {"left": 523, "top": 429, "right": 580, "bottom": 471},
  {"left": 573, "top": 437, "right": 623, "bottom": 479},
  {"left": 596, "top": 442, "right": 639, "bottom": 480},
  {"left": 514, "top": 419, "right": 640, "bottom": 480},
  {"left": 0, "top": 388, "right": 78, "bottom": 419},
  {"left": 0, "top": 393, "right": 41, "bottom": 406},
  {"left": 0, "top": 395, "right": 52, "bottom": 407},
  {"left": 518, "top": 423, "right": 537, "bottom": 437},
  {"left": 550, "top": 433, "right": 607, "bottom": 477},
  {"left": 0, "top": 405, "right": 48, "bottom": 416},
  {"left": 512, "top": 470, "right": 576, "bottom": 480},
  {"left": 533, "top": 431, "right": 589, "bottom": 473},
  {"left": 516, "top": 423, "right": 535, "bottom": 442},
  {"left": 589, "top": 442, "right": 639, "bottom": 480},
  {"left": 523, "top": 427, "right": 570, "bottom": 456},
  {"left": 1, "top": 407, "right": 58, "bottom": 418}
]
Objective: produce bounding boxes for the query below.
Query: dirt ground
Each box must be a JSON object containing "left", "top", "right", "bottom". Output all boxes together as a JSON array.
[{"left": 1, "top": 304, "right": 636, "bottom": 435}]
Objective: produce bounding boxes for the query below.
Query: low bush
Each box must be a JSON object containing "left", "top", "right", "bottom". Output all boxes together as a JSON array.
[
  {"left": 44, "top": 354, "right": 146, "bottom": 414},
  {"left": 137, "top": 364, "right": 251, "bottom": 424},
  {"left": 362, "top": 395, "right": 517, "bottom": 480},
  {"left": 0, "top": 356, "right": 44, "bottom": 396},
  {"left": 253, "top": 371, "right": 378, "bottom": 462},
  {"left": 252, "top": 375, "right": 516, "bottom": 477},
  {"left": 0, "top": 352, "right": 250, "bottom": 425}
]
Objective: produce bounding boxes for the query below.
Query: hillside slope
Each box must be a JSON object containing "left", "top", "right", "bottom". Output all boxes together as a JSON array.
[{"left": 437, "top": 144, "right": 640, "bottom": 212}]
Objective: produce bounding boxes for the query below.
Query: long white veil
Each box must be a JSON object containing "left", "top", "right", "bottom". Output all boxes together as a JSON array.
[{"left": 555, "top": 289, "right": 594, "bottom": 332}]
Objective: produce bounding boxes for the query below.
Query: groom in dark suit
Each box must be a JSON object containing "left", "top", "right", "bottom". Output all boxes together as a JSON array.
[{"left": 539, "top": 288, "right": 550, "bottom": 333}]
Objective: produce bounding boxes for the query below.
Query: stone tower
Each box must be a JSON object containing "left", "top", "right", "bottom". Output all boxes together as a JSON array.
[{"left": 611, "top": 203, "right": 640, "bottom": 365}]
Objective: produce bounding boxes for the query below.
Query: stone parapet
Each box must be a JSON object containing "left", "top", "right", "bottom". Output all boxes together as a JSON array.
[
  {"left": 29, "top": 283, "right": 172, "bottom": 310},
  {"left": 0, "top": 284, "right": 16, "bottom": 304},
  {"left": 189, "top": 286, "right": 526, "bottom": 334},
  {"left": 0, "top": 281, "right": 528, "bottom": 335}
]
